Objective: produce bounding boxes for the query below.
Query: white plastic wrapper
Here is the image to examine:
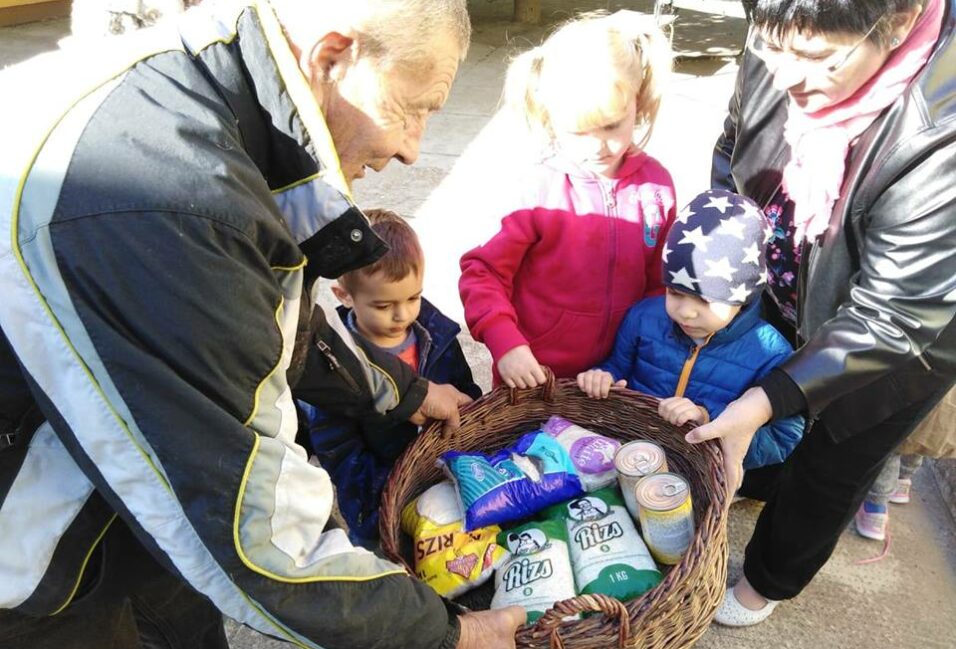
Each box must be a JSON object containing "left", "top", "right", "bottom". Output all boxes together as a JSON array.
[
  {"left": 541, "top": 416, "right": 621, "bottom": 491},
  {"left": 545, "top": 487, "right": 662, "bottom": 601},
  {"left": 491, "top": 519, "right": 577, "bottom": 623}
]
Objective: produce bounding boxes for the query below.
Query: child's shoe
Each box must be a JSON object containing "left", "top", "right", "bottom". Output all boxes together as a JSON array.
[
  {"left": 888, "top": 478, "right": 912, "bottom": 504},
  {"left": 854, "top": 501, "right": 888, "bottom": 541}
]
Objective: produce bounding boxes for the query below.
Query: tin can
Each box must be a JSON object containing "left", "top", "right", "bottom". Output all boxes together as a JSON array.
[
  {"left": 635, "top": 472, "right": 695, "bottom": 565},
  {"left": 613, "top": 441, "right": 668, "bottom": 520}
]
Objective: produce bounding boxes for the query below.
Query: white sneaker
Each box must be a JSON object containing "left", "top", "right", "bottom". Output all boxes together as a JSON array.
[{"left": 713, "top": 585, "right": 778, "bottom": 627}]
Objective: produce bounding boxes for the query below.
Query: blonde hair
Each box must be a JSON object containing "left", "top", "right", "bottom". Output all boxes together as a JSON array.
[{"left": 504, "top": 11, "right": 672, "bottom": 150}]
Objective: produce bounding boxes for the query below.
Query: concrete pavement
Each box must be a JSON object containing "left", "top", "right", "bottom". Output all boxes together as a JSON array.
[{"left": 2, "top": 2, "right": 954, "bottom": 648}]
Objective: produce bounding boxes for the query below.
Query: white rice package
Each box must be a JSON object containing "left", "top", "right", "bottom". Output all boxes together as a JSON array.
[
  {"left": 491, "top": 519, "right": 577, "bottom": 623},
  {"left": 541, "top": 416, "right": 621, "bottom": 491},
  {"left": 544, "top": 487, "right": 662, "bottom": 601}
]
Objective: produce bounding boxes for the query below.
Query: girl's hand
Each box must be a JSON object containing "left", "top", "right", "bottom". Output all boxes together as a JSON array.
[
  {"left": 576, "top": 369, "right": 626, "bottom": 399},
  {"left": 684, "top": 387, "right": 772, "bottom": 497},
  {"left": 497, "top": 345, "right": 547, "bottom": 389},
  {"left": 658, "top": 397, "right": 710, "bottom": 426}
]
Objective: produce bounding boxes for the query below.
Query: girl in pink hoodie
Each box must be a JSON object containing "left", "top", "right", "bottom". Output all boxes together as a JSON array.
[{"left": 460, "top": 11, "right": 677, "bottom": 387}]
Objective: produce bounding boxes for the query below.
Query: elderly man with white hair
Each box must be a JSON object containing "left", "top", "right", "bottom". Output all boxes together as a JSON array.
[{"left": 0, "top": 1, "right": 523, "bottom": 648}]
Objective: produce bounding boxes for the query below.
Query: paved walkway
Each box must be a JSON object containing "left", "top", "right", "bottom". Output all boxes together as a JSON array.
[{"left": 3, "top": 2, "right": 954, "bottom": 648}]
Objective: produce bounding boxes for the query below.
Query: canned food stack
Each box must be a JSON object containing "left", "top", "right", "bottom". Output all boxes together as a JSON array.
[{"left": 614, "top": 441, "right": 696, "bottom": 565}]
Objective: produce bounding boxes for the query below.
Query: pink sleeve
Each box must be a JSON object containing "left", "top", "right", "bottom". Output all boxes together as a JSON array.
[{"left": 459, "top": 208, "right": 539, "bottom": 362}]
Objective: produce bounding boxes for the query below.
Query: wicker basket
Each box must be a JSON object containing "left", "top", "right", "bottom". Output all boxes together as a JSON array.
[{"left": 380, "top": 372, "right": 729, "bottom": 649}]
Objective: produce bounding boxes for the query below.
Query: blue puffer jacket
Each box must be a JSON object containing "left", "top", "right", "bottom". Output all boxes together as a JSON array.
[
  {"left": 598, "top": 296, "right": 805, "bottom": 469},
  {"left": 298, "top": 298, "right": 482, "bottom": 546}
]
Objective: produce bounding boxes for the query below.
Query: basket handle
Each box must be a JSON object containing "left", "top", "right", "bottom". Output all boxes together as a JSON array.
[
  {"left": 508, "top": 366, "right": 556, "bottom": 406},
  {"left": 531, "top": 593, "right": 631, "bottom": 649}
]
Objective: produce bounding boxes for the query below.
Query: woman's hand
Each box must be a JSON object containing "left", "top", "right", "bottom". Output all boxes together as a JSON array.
[
  {"left": 684, "top": 387, "right": 772, "bottom": 497},
  {"left": 576, "top": 369, "right": 626, "bottom": 399},
  {"left": 457, "top": 607, "right": 525, "bottom": 649},
  {"left": 497, "top": 345, "right": 547, "bottom": 389},
  {"left": 658, "top": 397, "right": 710, "bottom": 426}
]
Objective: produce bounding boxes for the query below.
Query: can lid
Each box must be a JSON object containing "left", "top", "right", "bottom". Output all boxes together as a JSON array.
[
  {"left": 635, "top": 472, "right": 690, "bottom": 511},
  {"left": 613, "top": 441, "right": 665, "bottom": 476}
]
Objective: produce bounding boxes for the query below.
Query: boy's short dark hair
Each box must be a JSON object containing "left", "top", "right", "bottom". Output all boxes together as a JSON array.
[{"left": 339, "top": 209, "right": 424, "bottom": 292}]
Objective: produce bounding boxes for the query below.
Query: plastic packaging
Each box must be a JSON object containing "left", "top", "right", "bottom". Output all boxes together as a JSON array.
[
  {"left": 491, "top": 518, "right": 577, "bottom": 623},
  {"left": 400, "top": 481, "right": 507, "bottom": 598},
  {"left": 544, "top": 486, "right": 662, "bottom": 601},
  {"left": 541, "top": 416, "right": 621, "bottom": 491},
  {"left": 439, "top": 432, "right": 583, "bottom": 531}
]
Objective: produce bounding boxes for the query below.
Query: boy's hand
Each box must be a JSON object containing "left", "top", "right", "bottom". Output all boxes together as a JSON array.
[
  {"left": 411, "top": 382, "right": 473, "bottom": 436},
  {"left": 658, "top": 397, "right": 710, "bottom": 427},
  {"left": 576, "top": 369, "right": 626, "bottom": 399},
  {"left": 497, "top": 345, "right": 547, "bottom": 389}
]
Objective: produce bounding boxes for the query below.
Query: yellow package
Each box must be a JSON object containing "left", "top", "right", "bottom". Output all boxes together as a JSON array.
[{"left": 401, "top": 482, "right": 507, "bottom": 598}]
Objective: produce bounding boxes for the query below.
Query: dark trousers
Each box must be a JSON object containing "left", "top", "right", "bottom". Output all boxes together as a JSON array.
[
  {"left": 0, "top": 521, "right": 228, "bottom": 649},
  {"left": 738, "top": 395, "right": 937, "bottom": 601}
]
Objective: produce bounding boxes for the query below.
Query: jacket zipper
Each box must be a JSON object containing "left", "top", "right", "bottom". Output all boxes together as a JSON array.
[
  {"left": 315, "top": 339, "right": 361, "bottom": 394},
  {"left": 674, "top": 334, "right": 713, "bottom": 398},
  {"left": 600, "top": 178, "right": 617, "bottom": 344}
]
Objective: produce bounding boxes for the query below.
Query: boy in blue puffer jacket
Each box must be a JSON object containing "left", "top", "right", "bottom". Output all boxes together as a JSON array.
[
  {"left": 577, "top": 190, "right": 804, "bottom": 470},
  {"left": 298, "top": 210, "right": 482, "bottom": 548}
]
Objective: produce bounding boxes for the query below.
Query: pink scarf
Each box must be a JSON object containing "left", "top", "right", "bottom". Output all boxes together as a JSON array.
[{"left": 782, "top": 0, "right": 945, "bottom": 246}]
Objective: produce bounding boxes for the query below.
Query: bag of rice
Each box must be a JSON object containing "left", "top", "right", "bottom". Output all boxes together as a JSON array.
[
  {"left": 491, "top": 519, "right": 577, "bottom": 623},
  {"left": 541, "top": 416, "right": 621, "bottom": 491},
  {"left": 544, "top": 486, "right": 662, "bottom": 601},
  {"left": 439, "top": 432, "right": 583, "bottom": 531},
  {"left": 400, "top": 481, "right": 507, "bottom": 598}
]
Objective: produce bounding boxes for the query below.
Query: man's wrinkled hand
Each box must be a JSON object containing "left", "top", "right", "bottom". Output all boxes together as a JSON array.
[
  {"left": 456, "top": 606, "right": 525, "bottom": 649},
  {"left": 410, "top": 381, "right": 473, "bottom": 436}
]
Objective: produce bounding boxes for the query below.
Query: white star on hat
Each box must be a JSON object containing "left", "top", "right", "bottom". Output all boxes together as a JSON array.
[
  {"left": 728, "top": 283, "right": 753, "bottom": 303},
  {"left": 669, "top": 267, "right": 698, "bottom": 291},
  {"left": 721, "top": 216, "right": 747, "bottom": 240},
  {"left": 741, "top": 242, "right": 761, "bottom": 265},
  {"left": 704, "top": 257, "right": 737, "bottom": 282},
  {"left": 662, "top": 242, "right": 672, "bottom": 264},
  {"left": 678, "top": 226, "right": 712, "bottom": 252},
  {"left": 740, "top": 201, "right": 764, "bottom": 220},
  {"left": 758, "top": 270, "right": 768, "bottom": 285},
  {"left": 677, "top": 205, "right": 696, "bottom": 224},
  {"left": 704, "top": 195, "right": 734, "bottom": 213}
]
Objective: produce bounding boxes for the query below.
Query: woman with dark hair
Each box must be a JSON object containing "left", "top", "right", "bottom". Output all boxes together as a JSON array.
[{"left": 689, "top": 0, "right": 956, "bottom": 626}]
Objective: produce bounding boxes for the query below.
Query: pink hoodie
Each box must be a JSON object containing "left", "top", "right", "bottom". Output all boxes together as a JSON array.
[{"left": 460, "top": 151, "right": 677, "bottom": 380}]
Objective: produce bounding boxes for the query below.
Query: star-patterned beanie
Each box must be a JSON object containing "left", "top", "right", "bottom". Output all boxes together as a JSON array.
[{"left": 662, "top": 189, "right": 771, "bottom": 306}]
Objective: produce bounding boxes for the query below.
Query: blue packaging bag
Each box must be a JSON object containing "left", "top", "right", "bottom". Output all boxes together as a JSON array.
[{"left": 439, "top": 432, "right": 584, "bottom": 531}]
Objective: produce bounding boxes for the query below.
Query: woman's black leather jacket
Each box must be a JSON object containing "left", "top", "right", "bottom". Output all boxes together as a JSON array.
[{"left": 712, "top": 1, "right": 956, "bottom": 440}]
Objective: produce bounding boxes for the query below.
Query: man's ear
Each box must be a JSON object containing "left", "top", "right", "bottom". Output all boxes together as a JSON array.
[
  {"left": 330, "top": 282, "right": 353, "bottom": 307},
  {"left": 308, "top": 31, "right": 356, "bottom": 81}
]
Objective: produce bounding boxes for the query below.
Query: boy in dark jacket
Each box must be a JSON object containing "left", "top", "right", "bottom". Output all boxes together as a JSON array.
[
  {"left": 298, "top": 209, "right": 482, "bottom": 547},
  {"left": 577, "top": 190, "right": 804, "bottom": 470}
]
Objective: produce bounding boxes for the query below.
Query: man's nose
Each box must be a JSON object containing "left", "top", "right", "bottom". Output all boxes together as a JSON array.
[{"left": 396, "top": 120, "right": 424, "bottom": 165}]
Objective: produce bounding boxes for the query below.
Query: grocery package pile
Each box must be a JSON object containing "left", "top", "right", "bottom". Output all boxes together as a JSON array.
[{"left": 400, "top": 416, "right": 698, "bottom": 623}]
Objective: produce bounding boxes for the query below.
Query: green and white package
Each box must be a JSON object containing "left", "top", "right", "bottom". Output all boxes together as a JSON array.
[
  {"left": 491, "top": 518, "right": 576, "bottom": 623},
  {"left": 546, "top": 486, "right": 662, "bottom": 601}
]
